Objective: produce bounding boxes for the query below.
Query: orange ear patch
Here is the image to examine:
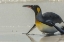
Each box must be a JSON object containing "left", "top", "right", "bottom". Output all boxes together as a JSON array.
[{"left": 37, "top": 7, "right": 40, "bottom": 13}]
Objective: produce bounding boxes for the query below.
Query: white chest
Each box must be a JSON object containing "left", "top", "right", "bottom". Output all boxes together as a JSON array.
[{"left": 36, "top": 21, "right": 57, "bottom": 33}]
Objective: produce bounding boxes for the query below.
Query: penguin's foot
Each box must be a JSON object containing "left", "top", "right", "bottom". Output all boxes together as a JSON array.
[
  {"left": 46, "top": 33, "right": 55, "bottom": 37},
  {"left": 61, "top": 33, "right": 64, "bottom": 35}
]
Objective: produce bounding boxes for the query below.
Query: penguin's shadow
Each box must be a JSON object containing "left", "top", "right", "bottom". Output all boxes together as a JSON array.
[{"left": 26, "top": 34, "right": 64, "bottom": 42}]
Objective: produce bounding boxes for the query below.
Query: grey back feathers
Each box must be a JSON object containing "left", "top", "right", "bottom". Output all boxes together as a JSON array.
[{"left": 42, "top": 12, "right": 63, "bottom": 23}]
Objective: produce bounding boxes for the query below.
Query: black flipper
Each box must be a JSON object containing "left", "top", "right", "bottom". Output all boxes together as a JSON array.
[
  {"left": 26, "top": 24, "right": 36, "bottom": 34},
  {"left": 45, "top": 20, "right": 64, "bottom": 34},
  {"left": 61, "top": 26, "right": 64, "bottom": 30},
  {"left": 54, "top": 25, "right": 64, "bottom": 34}
]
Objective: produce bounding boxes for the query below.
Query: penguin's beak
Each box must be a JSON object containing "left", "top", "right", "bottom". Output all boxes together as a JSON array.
[{"left": 23, "top": 5, "right": 31, "bottom": 8}]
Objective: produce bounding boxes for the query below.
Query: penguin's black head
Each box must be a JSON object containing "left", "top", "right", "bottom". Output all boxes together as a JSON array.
[{"left": 23, "top": 5, "right": 41, "bottom": 15}]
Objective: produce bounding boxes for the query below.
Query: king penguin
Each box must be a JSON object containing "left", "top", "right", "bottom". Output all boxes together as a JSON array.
[{"left": 23, "top": 5, "right": 64, "bottom": 35}]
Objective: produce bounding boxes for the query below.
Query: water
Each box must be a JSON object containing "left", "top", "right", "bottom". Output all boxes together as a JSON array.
[
  {"left": 0, "top": 32, "right": 43, "bottom": 42},
  {"left": 0, "top": 33, "right": 63, "bottom": 42}
]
